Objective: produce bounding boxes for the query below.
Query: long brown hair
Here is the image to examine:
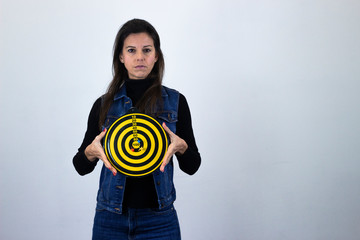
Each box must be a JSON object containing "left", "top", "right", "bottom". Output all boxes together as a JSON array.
[{"left": 99, "top": 19, "right": 165, "bottom": 128}]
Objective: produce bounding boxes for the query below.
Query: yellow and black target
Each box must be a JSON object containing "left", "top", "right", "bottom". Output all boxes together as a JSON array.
[{"left": 104, "top": 112, "right": 168, "bottom": 177}]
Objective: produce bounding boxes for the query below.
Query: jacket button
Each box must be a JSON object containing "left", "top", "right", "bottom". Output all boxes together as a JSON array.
[
  {"left": 116, "top": 186, "right": 123, "bottom": 189},
  {"left": 157, "top": 181, "right": 161, "bottom": 186},
  {"left": 114, "top": 208, "right": 120, "bottom": 211}
]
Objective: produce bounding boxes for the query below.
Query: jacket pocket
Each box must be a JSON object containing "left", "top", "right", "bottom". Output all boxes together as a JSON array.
[
  {"left": 103, "top": 116, "right": 119, "bottom": 129},
  {"left": 157, "top": 111, "right": 178, "bottom": 124}
]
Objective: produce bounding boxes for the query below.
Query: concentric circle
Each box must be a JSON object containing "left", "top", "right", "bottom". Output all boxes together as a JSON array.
[{"left": 104, "top": 112, "right": 168, "bottom": 177}]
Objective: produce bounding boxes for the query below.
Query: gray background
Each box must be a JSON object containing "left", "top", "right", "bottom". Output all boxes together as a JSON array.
[{"left": 1, "top": 0, "right": 360, "bottom": 239}]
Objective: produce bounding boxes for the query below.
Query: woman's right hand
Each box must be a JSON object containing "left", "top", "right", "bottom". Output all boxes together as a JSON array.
[{"left": 84, "top": 129, "right": 117, "bottom": 176}]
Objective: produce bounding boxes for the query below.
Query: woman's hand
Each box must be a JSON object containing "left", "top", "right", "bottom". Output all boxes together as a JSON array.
[
  {"left": 160, "top": 122, "right": 188, "bottom": 172},
  {"left": 85, "top": 129, "right": 117, "bottom": 176}
]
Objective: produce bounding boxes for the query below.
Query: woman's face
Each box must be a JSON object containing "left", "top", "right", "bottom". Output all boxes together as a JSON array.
[{"left": 120, "top": 32, "right": 158, "bottom": 80}]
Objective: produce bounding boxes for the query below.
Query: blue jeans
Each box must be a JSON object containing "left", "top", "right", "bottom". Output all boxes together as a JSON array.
[{"left": 92, "top": 204, "right": 181, "bottom": 240}]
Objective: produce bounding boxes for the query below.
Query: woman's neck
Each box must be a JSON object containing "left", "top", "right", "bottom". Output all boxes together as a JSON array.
[{"left": 125, "top": 78, "right": 154, "bottom": 105}]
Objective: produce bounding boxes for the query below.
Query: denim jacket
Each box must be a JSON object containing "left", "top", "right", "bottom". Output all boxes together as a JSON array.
[{"left": 96, "top": 84, "right": 179, "bottom": 214}]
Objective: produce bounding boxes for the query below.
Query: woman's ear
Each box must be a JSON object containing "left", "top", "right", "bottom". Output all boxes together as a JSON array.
[{"left": 119, "top": 55, "right": 124, "bottom": 63}]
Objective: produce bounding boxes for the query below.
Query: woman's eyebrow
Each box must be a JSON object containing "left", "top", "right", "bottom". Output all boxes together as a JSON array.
[{"left": 125, "top": 45, "right": 153, "bottom": 48}]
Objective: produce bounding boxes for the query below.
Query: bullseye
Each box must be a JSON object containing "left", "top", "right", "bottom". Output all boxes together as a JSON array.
[
  {"left": 104, "top": 112, "right": 168, "bottom": 177},
  {"left": 132, "top": 141, "right": 140, "bottom": 149}
]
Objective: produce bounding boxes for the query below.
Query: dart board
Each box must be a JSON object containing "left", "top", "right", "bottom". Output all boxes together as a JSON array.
[{"left": 104, "top": 112, "right": 168, "bottom": 177}]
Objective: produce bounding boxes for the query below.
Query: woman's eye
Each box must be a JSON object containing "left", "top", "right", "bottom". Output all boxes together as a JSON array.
[
  {"left": 143, "top": 49, "right": 151, "bottom": 53},
  {"left": 128, "top": 49, "right": 135, "bottom": 53}
]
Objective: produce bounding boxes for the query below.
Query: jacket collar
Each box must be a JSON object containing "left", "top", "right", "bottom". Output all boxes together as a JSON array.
[{"left": 113, "top": 83, "right": 127, "bottom": 100}]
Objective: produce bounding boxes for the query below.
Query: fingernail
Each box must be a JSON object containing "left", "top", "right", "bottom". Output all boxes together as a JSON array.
[
  {"left": 103, "top": 128, "right": 106, "bottom": 132},
  {"left": 113, "top": 171, "right": 117, "bottom": 176}
]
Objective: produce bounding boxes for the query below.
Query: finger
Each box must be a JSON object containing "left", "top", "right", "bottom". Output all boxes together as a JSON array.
[
  {"left": 98, "top": 145, "right": 117, "bottom": 176},
  {"left": 160, "top": 147, "right": 175, "bottom": 172},
  {"left": 160, "top": 157, "right": 169, "bottom": 172},
  {"left": 160, "top": 152, "right": 170, "bottom": 172},
  {"left": 103, "top": 159, "right": 117, "bottom": 176}
]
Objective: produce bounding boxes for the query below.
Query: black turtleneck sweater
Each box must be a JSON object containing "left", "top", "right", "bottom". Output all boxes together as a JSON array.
[{"left": 73, "top": 79, "right": 201, "bottom": 208}]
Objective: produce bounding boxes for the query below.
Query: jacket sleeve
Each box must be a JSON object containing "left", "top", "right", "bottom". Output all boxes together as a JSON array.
[
  {"left": 72, "top": 98, "right": 102, "bottom": 176},
  {"left": 175, "top": 94, "right": 201, "bottom": 175}
]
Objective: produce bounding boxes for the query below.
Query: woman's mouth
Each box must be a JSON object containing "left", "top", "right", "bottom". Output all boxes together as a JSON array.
[{"left": 135, "top": 65, "right": 146, "bottom": 69}]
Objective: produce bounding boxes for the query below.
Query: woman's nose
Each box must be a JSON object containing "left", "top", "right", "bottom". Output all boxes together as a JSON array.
[{"left": 136, "top": 52, "right": 145, "bottom": 61}]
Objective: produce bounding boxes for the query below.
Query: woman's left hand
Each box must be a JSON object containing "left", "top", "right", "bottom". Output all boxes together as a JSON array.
[{"left": 160, "top": 122, "right": 188, "bottom": 172}]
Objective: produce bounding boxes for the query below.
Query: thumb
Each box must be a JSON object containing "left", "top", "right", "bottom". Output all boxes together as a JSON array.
[
  {"left": 98, "top": 128, "right": 107, "bottom": 140},
  {"left": 162, "top": 122, "right": 173, "bottom": 135}
]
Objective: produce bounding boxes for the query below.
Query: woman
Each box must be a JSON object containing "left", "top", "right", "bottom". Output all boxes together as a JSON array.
[{"left": 73, "top": 19, "right": 201, "bottom": 239}]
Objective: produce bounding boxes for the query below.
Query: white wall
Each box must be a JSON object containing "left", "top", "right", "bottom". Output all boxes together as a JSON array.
[{"left": 1, "top": 0, "right": 360, "bottom": 239}]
